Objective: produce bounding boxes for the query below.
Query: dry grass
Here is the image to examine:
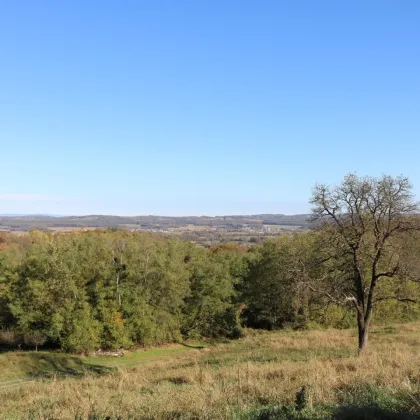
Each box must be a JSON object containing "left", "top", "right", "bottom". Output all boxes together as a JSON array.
[{"left": 1, "top": 323, "right": 420, "bottom": 419}]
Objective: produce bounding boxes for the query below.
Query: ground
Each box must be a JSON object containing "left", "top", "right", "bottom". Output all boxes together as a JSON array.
[{"left": 1, "top": 323, "right": 420, "bottom": 419}]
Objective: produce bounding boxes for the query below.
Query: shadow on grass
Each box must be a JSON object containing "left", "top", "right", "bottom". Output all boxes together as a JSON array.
[
  {"left": 248, "top": 405, "right": 420, "bottom": 420},
  {"left": 331, "top": 406, "right": 420, "bottom": 420},
  {"left": 4, "top": 352, "right": 114, "bottom": 379},
  {"left": 178, "top": 342, "right": 206, "bottom": 350}
]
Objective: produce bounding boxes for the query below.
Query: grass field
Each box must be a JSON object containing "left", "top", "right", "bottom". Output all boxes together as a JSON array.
[
  {"left": 1, "top": 323, "right": 420, "bottom": 419},
  {"left": 0, "top": 345, "right": 201, "bottom": 381}
]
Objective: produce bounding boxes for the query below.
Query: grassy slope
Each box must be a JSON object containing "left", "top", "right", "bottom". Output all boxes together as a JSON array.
[
  {"left": 1, "top": 324, "right": 420, "bottom": 419},
  {"left": 0, "top": 345, "right": 200, "bottom": 381}
]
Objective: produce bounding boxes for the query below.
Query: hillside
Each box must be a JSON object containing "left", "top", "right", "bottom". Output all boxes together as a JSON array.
[
  {"left": 1, "top": 323, "right": 419, "bottom": 419},
  {"left": 0, "top": 213, "right": 310, "bottom": 230},
  {"left": 0, "top": 214, "right": 310, "bottom": 245}
]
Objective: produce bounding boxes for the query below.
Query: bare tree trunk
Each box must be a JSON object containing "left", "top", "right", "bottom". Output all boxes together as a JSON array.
[
  {"left": 357, "top": 311, "right": 370, "bottom": 354},
  {"left": 116, "top": 271, "right": 121, "bottom": 307}
]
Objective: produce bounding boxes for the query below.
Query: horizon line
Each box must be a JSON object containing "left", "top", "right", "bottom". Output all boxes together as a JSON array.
[{"left": 0, "top": 212, "right": 311, "bottom": 218}]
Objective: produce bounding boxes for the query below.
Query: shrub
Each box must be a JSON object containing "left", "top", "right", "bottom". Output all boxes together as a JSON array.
[
  {"left": 0, "top": 329, "right": 22, "bottom": 348},
  {"left": 61, "top": 306, "right": 101, "bottom": 354}
]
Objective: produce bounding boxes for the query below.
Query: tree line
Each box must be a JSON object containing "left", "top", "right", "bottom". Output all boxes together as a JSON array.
[{"left": 1, "top": 174, "right": 420, "bottom": 353}]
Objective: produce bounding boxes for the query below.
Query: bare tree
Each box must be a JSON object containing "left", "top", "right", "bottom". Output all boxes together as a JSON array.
[
  {"left": 112, "top": 240, "right": 127, "bottom": 307},
  {"left": 24, "top": 331, "right": 47, "bottom": 352},
  {"left": 311, "top": 173, "right": 420, "bottom": 353},
  {"left": 0, "top": 329, "right": 22, "bottom": 348}
]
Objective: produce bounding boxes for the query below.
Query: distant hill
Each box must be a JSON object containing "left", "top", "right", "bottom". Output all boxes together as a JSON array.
[
  {"left": 0, "top": 214, "right": 61, "bottom": 217},
  {"left": 0, "top": 214, "right": 311, "bottom": 232}
]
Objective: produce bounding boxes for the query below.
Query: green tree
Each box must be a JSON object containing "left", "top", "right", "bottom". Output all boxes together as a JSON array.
[
  {"left": 181, "top": 244, "right": 247, "bottom": 338},
  {"left": 242, "top": 234, "right": 314, "bottom": 330}
]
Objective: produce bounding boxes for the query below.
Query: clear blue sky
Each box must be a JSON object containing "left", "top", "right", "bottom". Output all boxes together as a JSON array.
[{"left": 1, "top": 1, "right": 419, "bottom": 216}]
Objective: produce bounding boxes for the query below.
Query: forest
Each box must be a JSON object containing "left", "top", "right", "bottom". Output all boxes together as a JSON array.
[{"left": 1, "top": 174, "right": 420, "bottom": 354}]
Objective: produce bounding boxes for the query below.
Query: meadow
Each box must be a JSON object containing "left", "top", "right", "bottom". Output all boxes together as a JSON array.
[
  {"left": 1, "top": 323, "right": 420, "bottom": 419},
  {"left": 2, "top": 175, "right": 420, "bottom": 419}
]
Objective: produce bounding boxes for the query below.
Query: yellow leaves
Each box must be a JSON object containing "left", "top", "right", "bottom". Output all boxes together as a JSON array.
[{"left": 112, "top": 312, "right": 125, "bottom": 327}]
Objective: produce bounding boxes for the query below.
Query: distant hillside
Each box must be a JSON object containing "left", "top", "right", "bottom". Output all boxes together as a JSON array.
[{"left": 0, "top": 214, "right": 311, "bottom": 232}]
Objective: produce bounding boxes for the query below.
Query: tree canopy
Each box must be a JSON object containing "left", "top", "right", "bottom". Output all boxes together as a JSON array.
[{"left": 1, "top": 175, "right": 420, "bottom": 354}]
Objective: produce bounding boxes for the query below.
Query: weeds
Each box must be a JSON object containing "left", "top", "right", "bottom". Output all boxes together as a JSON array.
[{"left": 1, "top": 322, "right": 420, "bottom": 419}]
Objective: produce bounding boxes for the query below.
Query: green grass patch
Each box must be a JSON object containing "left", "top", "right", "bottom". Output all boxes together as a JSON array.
[
  {"left": 83, "top": 345, "right": 195, "bottom": 367},
  {"left": 0, "top": 351, "right": 111, "bottom": 381},
  {"left": 0, "top": 343, "right": 204, "bottom": 382}
]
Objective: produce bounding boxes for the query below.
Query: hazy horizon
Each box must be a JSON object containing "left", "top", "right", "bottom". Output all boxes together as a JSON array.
[
  {"left": 0, "top": 213, "right": 310, "bottom": 218},
  {"left": 0, "top": 202, "right": 311, "bottom": 218}
]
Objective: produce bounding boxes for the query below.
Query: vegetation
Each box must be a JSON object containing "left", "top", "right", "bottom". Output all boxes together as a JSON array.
[
  {"left": 1, "top": 174, "right": 420, "bottom": 417},
  {"left": 311, "top": 174, "right": 420, "bottom": 352},
  {"left": 0, "top": 344, "right": 196, "bottom": 381},
  {"left": 0, "top": 230, "right": 247, "bottom": 353},
  {"left": 1, "top": 323, "right": 420, "bottom": 419},
  {"left": 1, "top": 174, "right": 420, "bottom": 356},
  {"left": 0, "top": 214, "right": 309, "bottom": 232},
  {"left": 0, "top": 214, "right": 308, "bottom": 246}
]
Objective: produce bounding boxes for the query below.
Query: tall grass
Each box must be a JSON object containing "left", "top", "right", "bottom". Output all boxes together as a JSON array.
[{"left": 1, "top": 323, "right": 420, "bottom": 419}]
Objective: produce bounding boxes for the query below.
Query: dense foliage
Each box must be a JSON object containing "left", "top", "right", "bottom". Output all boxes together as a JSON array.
[
  {"left": 0, "top": 225, "right": 419, "bottom": 353},
  {"left": 0, "top": 231, "right": 248, "bottom": 352}
]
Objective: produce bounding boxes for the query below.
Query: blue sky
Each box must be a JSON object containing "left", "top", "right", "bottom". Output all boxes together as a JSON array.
[{"left": 1, "top": 1, "right": 419, "bottom": 216}]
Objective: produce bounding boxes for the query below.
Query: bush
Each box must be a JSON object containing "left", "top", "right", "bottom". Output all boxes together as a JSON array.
[
  {"left": 61, "top": 306, "right": 101, "bottom": 354},
  {"left": 0, "top": 329, "right": 22, "bottom": 348}
]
